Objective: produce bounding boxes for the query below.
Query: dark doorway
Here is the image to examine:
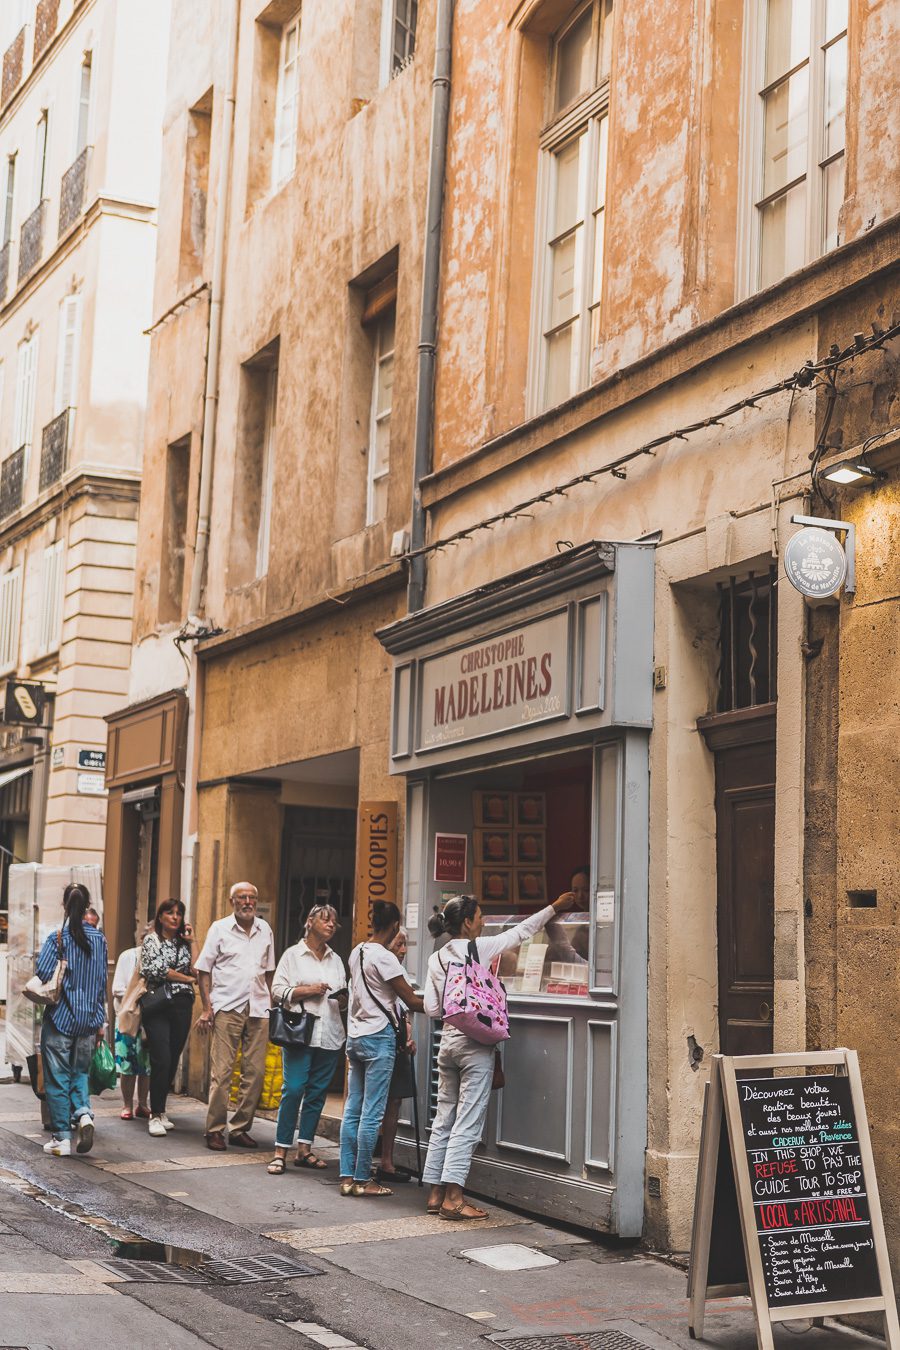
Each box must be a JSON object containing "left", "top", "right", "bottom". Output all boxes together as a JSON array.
[
  {"left": 699, "top": 706, "right": 776, "bottom": 1056},
  {"left": 279, "top": 806, "right": 356, "bottom": 968}
]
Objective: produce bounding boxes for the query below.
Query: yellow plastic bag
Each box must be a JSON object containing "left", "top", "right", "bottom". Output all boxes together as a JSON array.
[{"left": 229, "top": 1040, "right": 283, "bottom": 1111}]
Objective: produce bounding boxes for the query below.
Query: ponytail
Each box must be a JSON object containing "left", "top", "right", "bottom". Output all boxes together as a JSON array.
[{"left": 63, "top": 882, "right": 92, "bottom": 955}]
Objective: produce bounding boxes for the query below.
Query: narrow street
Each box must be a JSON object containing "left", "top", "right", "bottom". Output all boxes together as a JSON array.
[{"left": 0, "top": 1080, "right": 883, "bottom": 1350}]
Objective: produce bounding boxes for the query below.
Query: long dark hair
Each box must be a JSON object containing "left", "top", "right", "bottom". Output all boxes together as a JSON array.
[
  {"left": 63, "top": 883, "right": 92, "bottom": 955},
  {"left": 371, "top": 900, "right": 401, "bottom": 934},
  {"left": 154, "top": 898, "right": 186, "bottom": 942},
  {"left": 428, "top": 895, "right": 479, "bottom": 939}
]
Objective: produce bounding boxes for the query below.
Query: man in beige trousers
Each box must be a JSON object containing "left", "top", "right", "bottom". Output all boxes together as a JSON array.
[{"left": 196, "top": 883, "right": 275, "bottom": 1150}]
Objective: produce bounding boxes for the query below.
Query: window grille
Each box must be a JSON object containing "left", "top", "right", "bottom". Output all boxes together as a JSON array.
[{"left": 716, "top": 567, "right": 778, "bottom": 713}]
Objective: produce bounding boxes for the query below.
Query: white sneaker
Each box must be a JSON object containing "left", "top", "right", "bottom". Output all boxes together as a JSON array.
[
  {"left": 43, "top": 1136, "right": 71, "bottom": 1156},
  {"left": 160, "top": 1113, "right": 174, "bottom": 1131},
  {"left": 75, "top": 1114, "right": 94, "bottom": 1155},
  {"left": 148, "top": 1115, "right": 167, "bottom": 1137}
]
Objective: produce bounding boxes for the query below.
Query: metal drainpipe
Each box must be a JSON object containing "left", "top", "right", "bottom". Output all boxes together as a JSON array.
[
  {"left": 187, "top": 0, "right": 239, "bottom": 621},
  {"left": 407, "top": 0, "right": 455, "bottom": 614}
]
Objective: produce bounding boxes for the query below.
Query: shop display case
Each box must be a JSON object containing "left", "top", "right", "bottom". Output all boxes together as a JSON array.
[{"left": 481, "top": 911, "right": 592, "bottom": 996}]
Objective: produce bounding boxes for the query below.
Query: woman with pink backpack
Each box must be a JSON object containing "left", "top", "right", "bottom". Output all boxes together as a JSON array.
[{"left": 421, "top": 890, "right": 577, "bottom": 1220}]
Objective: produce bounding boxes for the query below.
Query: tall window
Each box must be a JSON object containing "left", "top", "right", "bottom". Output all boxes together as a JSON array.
[
  {"left": 383, "top": 0, "right": 417, "bottom": 81},
  {"left": 256, "top": 366, "right": 278, "bottom": 575},
  {"left": 0, "top": 566, "right": 22, "bottom": 675},
  {"left": 54, "top": 294, "right": 81, "bottom": 415},
  {"left": 3, "top": 155, "right": 15, "bottom": 246},
  {"left": 532, "top": 0, "right": 613, "bottom": 412},
  {"left": 76, "top": 54, "right": 92, "bottom": 156},
  {"left": 13, "top": 333, "right": 38, "bottom": 452},
  {"left": 229, "top": 339, "right": 280, "bottom": 587},
  {"left": 272, "top": 13, "right": 300, "bottom": 190},
  {"left": 37, "top": 539, "right": 64, "bottom": 657},
  {"left": 32, "top": 109, "right": 48, "bottom": 209},
  {"left": 748, "top": 0, "right": 848, "bottom": 292},
  {"left": 366, "top": 306, "right": 395, "bottom": 525}
]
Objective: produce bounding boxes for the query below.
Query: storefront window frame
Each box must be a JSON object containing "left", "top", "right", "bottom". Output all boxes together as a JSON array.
[{"left": 588, "top": 735, "right": 623, "bottom": 998}]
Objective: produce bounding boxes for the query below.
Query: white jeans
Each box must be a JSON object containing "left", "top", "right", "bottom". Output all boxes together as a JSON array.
[{"left": 422, "top": 1027, "right": 494, "bottom": 1187}]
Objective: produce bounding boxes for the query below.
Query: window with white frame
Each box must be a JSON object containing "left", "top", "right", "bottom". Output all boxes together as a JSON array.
[
  {"left": 13, "top": 333, "right": 38, "bottom": 452},
  {"left": 3, "top": 155, "right": 15, "bottom": 247},
  {"left": 366, "top": 305, "right": 395, "bottom": 525},
  {"left": 55, "top": 294, "right": 80, "bottom": 416},
  {"left": 75, "top": 53, "right": 92, "bottom": 157},
  {"left": 37, "top": 539, "right": 64, "bottom": 656},
  {"left": 272, "top": 12, "right": 301, "bottom": 190},
  {"left": 745, "top": 0, "right": 848, "bottom": 293},
  {"left": 33, "top": 109, "right": 49, "bottom": 209},
  {"left": 380, "top": 0, "right": 417, "bottom": 83},
  {"left": 0, "top": 566, "right": 22, "bottom": 674},
  {"left": 531, "top": 0, "right": 613, "bottom": 413}
]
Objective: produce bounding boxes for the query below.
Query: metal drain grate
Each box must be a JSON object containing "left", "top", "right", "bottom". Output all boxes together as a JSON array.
[
  {"left": 494, "top": 1333, "right": 652, "bottom": 1350},
  {"left": 97, "top": 1252, "right": 322, "bottom": 1285}
]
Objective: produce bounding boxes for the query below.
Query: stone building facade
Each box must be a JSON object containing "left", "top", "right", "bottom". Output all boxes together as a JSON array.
[
  {"left": 0, "top": 0, "right": 168, "bottom": 945},
  {"left": 109, "top": 0, "right": 899, "bottom": 1260}
]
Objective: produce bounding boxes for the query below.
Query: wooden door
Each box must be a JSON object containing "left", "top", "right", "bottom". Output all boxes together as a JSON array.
[{"left": 699, "top": 707, "right": 776, "bottom": 1055}]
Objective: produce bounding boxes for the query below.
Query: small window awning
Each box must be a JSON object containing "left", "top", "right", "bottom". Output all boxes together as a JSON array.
[{"left": 0, "top": 763, "right": 31, "bottom": 791}]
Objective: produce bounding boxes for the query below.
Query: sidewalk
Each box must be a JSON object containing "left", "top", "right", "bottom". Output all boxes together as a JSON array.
[{"left": 0, "top": 1079, "right": 887, "bottom": 1350}]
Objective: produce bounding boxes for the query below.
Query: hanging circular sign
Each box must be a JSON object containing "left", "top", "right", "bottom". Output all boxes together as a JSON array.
[{"left": 784, "top": 526, "right": 847, "bottom": 599}]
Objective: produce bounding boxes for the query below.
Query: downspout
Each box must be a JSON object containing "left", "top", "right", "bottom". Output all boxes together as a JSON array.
[
  {"left": 407, "top": 0, "right": 455, "bottom": 613},
  {"left": 188, "top": 0, "right": 239, "bottom": 621}
]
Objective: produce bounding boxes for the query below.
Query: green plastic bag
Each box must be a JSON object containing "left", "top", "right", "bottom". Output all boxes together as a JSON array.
[{"left": 89, "top": 1039, "right": 117, "bottom": 1095}]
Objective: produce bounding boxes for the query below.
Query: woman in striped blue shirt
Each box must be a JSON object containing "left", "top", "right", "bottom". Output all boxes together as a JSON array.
[{"left": 36, "top": 883, "right": 108, "bottom": 1158}]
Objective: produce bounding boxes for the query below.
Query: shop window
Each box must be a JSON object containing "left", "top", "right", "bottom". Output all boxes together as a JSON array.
[
  {"left": 0, "top": 565, "right": 22, "bottom": 673},
  {"left": 159, "top": 434, "right": 190, "bottom": 624},
  {"left": 742, "top": 0, "right": 848, "bottom": 294},
  {"left": 228, "top": 339, "right": 279, "bottom": 586},
  {"left": 178, "top": 89, "right": 212, "bottom": 286},
  {"left": 530, "top": 0, "right": 613, "bottom": 413},
  {"left": 716, "top": 568, "right": 777, "bottom": 712},
  {"left": 36, "top": 537, "right": 64, "bottom": 656}
]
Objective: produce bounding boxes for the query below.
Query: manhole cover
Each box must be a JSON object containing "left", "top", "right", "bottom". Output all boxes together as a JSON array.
[
  {"left": 97, "top": 1259, "right": 208, "bottom": 1284},
  {"left": 460, "top": 1244, "right": 559, "bottom": 1272},
  {"left": 495, "top": 1334, "right": 652, "bottom": 1350},
  {"left": 97, "top": 1252, "right": 322, "bottom": 1285},
  {"left": 200, "top": 1253, "right": 323, "bottom": 1284}
]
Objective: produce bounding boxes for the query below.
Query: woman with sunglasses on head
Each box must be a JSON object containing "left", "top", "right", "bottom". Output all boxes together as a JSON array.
[
  {"left": 268, "top": 904, "right": 347, "bottom": 1176},
  {"left": 139, "top": 899, "right": 199, "bottom": 1138},
  {"left": 422, "top": 888, "right": 576, "bottom": 1220}
]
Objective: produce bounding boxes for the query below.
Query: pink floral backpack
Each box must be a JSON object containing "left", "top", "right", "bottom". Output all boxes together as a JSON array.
[{"left": 441, "top": 940, "right": 510, "bottom": 1045}]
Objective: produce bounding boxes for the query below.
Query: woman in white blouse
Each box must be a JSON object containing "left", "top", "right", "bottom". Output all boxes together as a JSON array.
[{"left": 268, "top": 905, "right": 347, "bottom": 1175}]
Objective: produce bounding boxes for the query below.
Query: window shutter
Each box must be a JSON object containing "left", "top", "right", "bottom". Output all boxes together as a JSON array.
[
  {"left": 14, "top": 335, "right": 38, "bottom": 451},
  {"left": 0, "top": 567, "right": 23, "bottom": 672},
  {"left": 38, "top": 541, "right": 64, "bottom": 655},
  {"left": 55, "top": 296, "right": 80, "bottom": 414}
]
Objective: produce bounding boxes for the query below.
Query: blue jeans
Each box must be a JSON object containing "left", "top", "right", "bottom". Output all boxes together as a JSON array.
[
  {"left": 41, "top": 1018, "right": 94, "bottom": 1140},
  {"left": 422, "top": 1027, "right": 494, "bottom": 1187},
  {"left": 339, "top": 1025, "right": 396, "bottom": 1182},
  {"left": 275, "top": 1045, "right": 341, "bottom": 1149}
]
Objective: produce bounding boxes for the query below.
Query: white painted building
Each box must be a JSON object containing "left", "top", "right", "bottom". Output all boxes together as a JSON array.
[{"left": 0, "top": 0, "right": 170, "bottom": 940}]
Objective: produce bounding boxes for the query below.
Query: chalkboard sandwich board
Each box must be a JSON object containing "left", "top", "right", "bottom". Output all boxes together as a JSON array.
[{"left": 687, "top": 1050, "right": 899, "bottom": 1350}]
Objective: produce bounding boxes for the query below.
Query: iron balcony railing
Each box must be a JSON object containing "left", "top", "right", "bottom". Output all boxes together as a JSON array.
[
  {"left": 18, "top": 200, "right": 47, "bottom": 285},
  {"left": 0, "top": 446, "right": 25, "bottom": 521},
  {"left": 33, "top": 0, "right": 59, "bottom": 64},
  {"left": 59, "top": 146, "right": 90, "bottom": 238},
  {"left": 39, "top": 409, "right": 71, "bottom": 492},
  {"left": 1, "top": 27, "right": 24, "bottom": 110},
  {"left": 0, "top": 240, "right": 10, "bottom": 305}
]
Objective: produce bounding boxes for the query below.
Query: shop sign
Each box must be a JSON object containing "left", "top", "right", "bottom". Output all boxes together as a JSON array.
[
  {"left": 418, "top": 610, "right": 569, "bottom": 752},
  {"left": 784, "top": 527, "right": 847, "bottom": 599},
  {"left": 77, "top": 772, "right": 107, "bottom": 796},
  {"left": 4, "top": 681, "right": 46, "bottom": 726},
  {"left": 78, "top": 749, "right": 106, "bottom": 771},
  {"left": 434, "top": 832, "right": 467, "bottom": 884},
  {"left": 354, "top": 801, "right": 398, "bottom": 942}
]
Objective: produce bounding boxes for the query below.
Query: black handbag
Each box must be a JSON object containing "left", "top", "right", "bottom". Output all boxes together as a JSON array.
[
  {"left": 268, "top": 993, "right": 318, "bottom": 1049},
  {"left": 139, "top": 983, "right": 173, "bottom": 1016}
]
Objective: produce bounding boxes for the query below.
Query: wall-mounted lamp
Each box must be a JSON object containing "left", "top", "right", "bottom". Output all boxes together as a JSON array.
[{"left": 820, "top": 457, "right": 886, "bottom": 487}]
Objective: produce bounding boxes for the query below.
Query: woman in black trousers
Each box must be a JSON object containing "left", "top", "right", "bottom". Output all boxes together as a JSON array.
[{"left": 140, "top": 899, "right": 198, "bottom": 1137}]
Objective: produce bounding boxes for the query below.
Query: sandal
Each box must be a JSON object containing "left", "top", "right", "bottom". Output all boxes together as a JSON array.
[
  {"left": 294, "top": 1152, "right": 328, "bottom": 1169},
  {"left": 339, "top": 1180, "right": 356, "bottom": 1197},
  {"left": 438, "top": 1203, "right": 488, "bottom": 1222},
  {"left": 120, "top": 1108, "right": 134, "bottom": 1120},
  {"left": 351, "top": 1182, "right": 392, "bottom": 1197},
  {"left": 267, "top": 1157, "right": 286, "bottom": 1175}
]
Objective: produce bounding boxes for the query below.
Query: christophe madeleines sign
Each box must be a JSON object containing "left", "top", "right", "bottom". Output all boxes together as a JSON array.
[{"left": 418, "top": 611, "right": 570, "bottom": 751}]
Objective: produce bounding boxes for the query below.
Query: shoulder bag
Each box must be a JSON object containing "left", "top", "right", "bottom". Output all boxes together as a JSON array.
[
  {"left": 116, "top": 962, "right": 148, "bottom": 1038},
  {"left": 268, "top": 991, "right": 318, "bottom": 1049},
  {"left": 359, "top": 947, "right": 409, "bottom": 1054},
  {"left": 23, "top": 931, "right": 66, "bottom": 1007}
]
